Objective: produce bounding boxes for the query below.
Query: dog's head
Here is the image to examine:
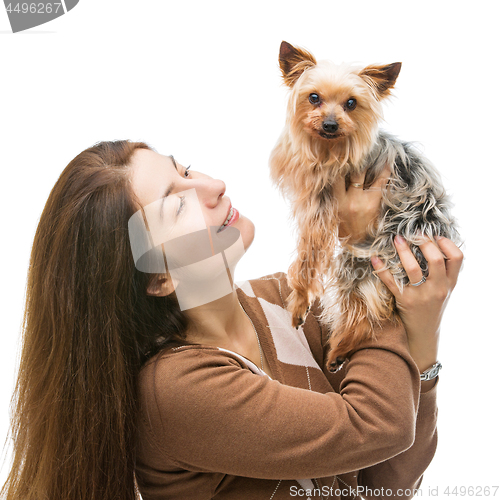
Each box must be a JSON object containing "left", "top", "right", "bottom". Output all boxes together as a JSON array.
[{"left": 278, "top": 41, "right": 401, "bottom": 168}]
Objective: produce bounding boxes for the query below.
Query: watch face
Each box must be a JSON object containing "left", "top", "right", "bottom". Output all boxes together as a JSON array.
[{"left": 421, "top": 362, "right": 441, "bottom": 381}]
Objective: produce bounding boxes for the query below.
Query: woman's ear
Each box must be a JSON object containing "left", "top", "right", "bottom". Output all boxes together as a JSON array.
[{"left": 146, "top": 273, "right": 176, "bottom": 297}]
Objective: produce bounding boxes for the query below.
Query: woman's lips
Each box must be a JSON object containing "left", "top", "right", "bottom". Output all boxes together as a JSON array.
[{"left": 217, "top": 206, "right": 239, "bottom": 233}]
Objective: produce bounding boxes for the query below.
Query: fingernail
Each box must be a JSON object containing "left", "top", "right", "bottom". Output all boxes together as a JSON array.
[
  {"left": 371, "top": 256, "right": 381, "bottom": 266},
  {"left": 395, "top": 235, "right": 404, "bottom": 244}
]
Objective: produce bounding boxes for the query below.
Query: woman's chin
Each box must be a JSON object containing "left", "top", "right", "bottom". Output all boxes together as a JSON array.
[{"left": 235, "top": 214, "right": 255, "bottom": 251}]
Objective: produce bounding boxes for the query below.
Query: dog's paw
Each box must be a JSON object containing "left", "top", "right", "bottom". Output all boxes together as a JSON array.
[
  {"left": 287, "top": 290, "right": 311, "bottom": 329},
  {"left": 328, "top": 356, "right": 346, "bottom": 373},
  {"left": 327, "top": 347, "right": 348, "bottom": 373}
]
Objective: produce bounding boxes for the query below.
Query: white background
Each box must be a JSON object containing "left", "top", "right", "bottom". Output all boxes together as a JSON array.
[{"left": 1, "top": 0, "right": 499, "bottom": 496}]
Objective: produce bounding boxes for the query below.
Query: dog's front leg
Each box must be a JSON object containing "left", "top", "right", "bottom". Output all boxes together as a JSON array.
[{"left": 287, "top": 209, "right": 335, "bottom": 328}]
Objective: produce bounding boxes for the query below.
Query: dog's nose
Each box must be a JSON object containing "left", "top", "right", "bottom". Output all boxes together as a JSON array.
[{"left": 322, "top": 120, "right": 339, "bottom": 134}]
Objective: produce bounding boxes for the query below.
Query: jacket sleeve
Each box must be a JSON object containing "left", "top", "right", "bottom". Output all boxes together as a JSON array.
[
  {"left": 137, "top": 322, "right": 421, "bottom": 481},
  {"left": 309, "top": 287, "right": 438, "bottom": 499},
  {"left": 356, "top": 381, "right": 438, "bottom": 499}
]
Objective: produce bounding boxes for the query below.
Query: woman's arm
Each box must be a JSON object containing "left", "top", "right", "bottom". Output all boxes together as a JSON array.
[
  {"left": 352, "top": 237, "right": 462, "bottom": 498},
  {"left": 356, "top": 383, "right": 438, "bottom": 499},
  {"left": 332, "top": 170, "right": 463, "bottom": 498},
  {"left": 137, "top": 326, "right": 420, "bottom": 480}
]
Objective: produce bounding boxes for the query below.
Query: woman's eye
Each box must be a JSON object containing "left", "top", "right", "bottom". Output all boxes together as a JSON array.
[
  {"left": 345, "top": 98, "right": 357, "bottom": 110},
  {"left": 309, "top": 93, "right": 320, "bottom": 105},
  {"left": 184, "top": 165, "right": 191, "bottom": 178},
  {"left": 176, "top": 196, "right": 186, "bottom": 216}
]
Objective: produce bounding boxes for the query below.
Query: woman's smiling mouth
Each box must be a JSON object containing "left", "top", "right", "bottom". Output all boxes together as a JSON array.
[{"left": 217, "top": 206, "right": 239, "bottom": 233}]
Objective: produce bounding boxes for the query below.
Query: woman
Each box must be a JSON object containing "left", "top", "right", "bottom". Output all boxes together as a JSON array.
[{"left": 1, "top": 140, "right": 462, "bottom": 500}]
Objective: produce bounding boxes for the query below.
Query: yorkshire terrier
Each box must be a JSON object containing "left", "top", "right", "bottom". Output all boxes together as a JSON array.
[{"left": 269, "top": 41, "right": 460, "bottom": 372}]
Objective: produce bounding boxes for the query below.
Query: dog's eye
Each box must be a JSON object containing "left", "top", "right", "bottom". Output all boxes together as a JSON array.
[
  {"left": 345, "top": 98, "right": 357, "bottom": 110},
  {"left": 309, "top": 93, "right": 320, "bottom": 105}
]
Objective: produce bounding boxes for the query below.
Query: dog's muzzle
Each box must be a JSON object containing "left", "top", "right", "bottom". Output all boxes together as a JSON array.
[
  {"left": 319, "top": 119, "right": 341, "bottom": 139},
  {"left": 322, "top": 120, "right": 339, "bottom": 134}
]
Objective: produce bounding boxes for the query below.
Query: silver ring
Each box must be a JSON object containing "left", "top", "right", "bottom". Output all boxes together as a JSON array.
[
  {"left": 410, "top": 276, "right": 426, "bottom": 287},
  {"left": 351, "top": 183, "right": 363, "bottom": 188}
]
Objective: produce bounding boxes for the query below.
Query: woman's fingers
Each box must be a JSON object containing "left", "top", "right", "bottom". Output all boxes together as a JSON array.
[
  {"left": 415, "top": 237, "right": 447, "bottom": 283},
  {"left": 369, "top": 165, "right": 392, "bottom": 189},
  {"left": 371, "top": 256, "right": 400, "bottom": 297},
  {"left": 393, "top": 235, "right": 427, "bottom": 285},
  {"left": 333, "top": 172, "right": 365, "bottom": 201},
  {"left": 332, "top": 165, "right": 392, "bottom": 243},
  {"left": 333, "top": 169, "right": 384, "bottom": 242},
  {"left": 372, "top": 235, "right": 463, "bottom": 295},
  {"left": 349, "top": 171, "right": 366, "bottom": 186},
  {"left": 435, "top": 237, "right": 464, "bottom": 289},
  {"left": 332, "top": 164, "right": 390, "bottom": 199}
]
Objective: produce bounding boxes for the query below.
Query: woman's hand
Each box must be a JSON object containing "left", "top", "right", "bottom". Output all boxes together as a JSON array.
[
  {"left": 371, "top": 236, "right": 463, "bottom": 390},
  {"left": 333, "top": 168, "right": 463, "bottom": 388},
  {"left": 333, "top": 166, "right": 391, "bottom": 243}
]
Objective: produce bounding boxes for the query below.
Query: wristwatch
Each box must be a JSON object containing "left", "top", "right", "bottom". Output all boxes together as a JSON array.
[{"left": 420, "top": 361, "right": 442, "bottom": 381}]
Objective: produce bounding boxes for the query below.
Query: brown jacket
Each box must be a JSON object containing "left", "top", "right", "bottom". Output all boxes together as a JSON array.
[{"left": 135, "top": 273, "right": 437, "bottom": 499}]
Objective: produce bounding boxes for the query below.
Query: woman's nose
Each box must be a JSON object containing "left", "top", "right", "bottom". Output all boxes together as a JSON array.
[{"left": 194, "top": 177, "right": 226, "bottom": 208}]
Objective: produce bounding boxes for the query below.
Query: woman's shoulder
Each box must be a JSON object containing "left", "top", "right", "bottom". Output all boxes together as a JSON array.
[
  {"left": 138, "top": 345, "right": 266, "bottom": 419},
  {"left": 140, "top": 344, "right": 252, "bottom": 381}
]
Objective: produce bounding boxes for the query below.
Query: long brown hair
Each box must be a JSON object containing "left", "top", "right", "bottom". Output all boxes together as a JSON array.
[{"left": 2, "top": 141, "right": 188, "bottom": 499}]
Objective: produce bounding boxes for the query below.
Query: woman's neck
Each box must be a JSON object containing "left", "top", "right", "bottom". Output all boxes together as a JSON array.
[
  {"left": 184, "top": 291, "right": 248, "bottom": 347},
  {"left": 183, "top": 289, "right": 272, "bottom": 376}
]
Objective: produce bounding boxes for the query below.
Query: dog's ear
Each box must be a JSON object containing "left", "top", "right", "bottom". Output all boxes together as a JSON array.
[
  {"left": 279, "top": 41, "right": 317, "bottom": 87},
  {"left": 359, "top": 62, "right": 402, "bottom": 98}
]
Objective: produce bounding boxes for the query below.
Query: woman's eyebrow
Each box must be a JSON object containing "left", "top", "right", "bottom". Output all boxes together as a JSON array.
[
  {"left": 170, "top": 155, "right": 178, "bottom": 171},
  {"left": 163, "top": 181, "right": 175, "bottom": 199}
]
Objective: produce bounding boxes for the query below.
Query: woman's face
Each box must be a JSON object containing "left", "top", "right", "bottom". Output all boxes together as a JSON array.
[
  {"left": 129, "top": 150, "right": 254, "bottom": 303},
  {"left": 130, "top": 149, "right": 254, "bottom": 247}
]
